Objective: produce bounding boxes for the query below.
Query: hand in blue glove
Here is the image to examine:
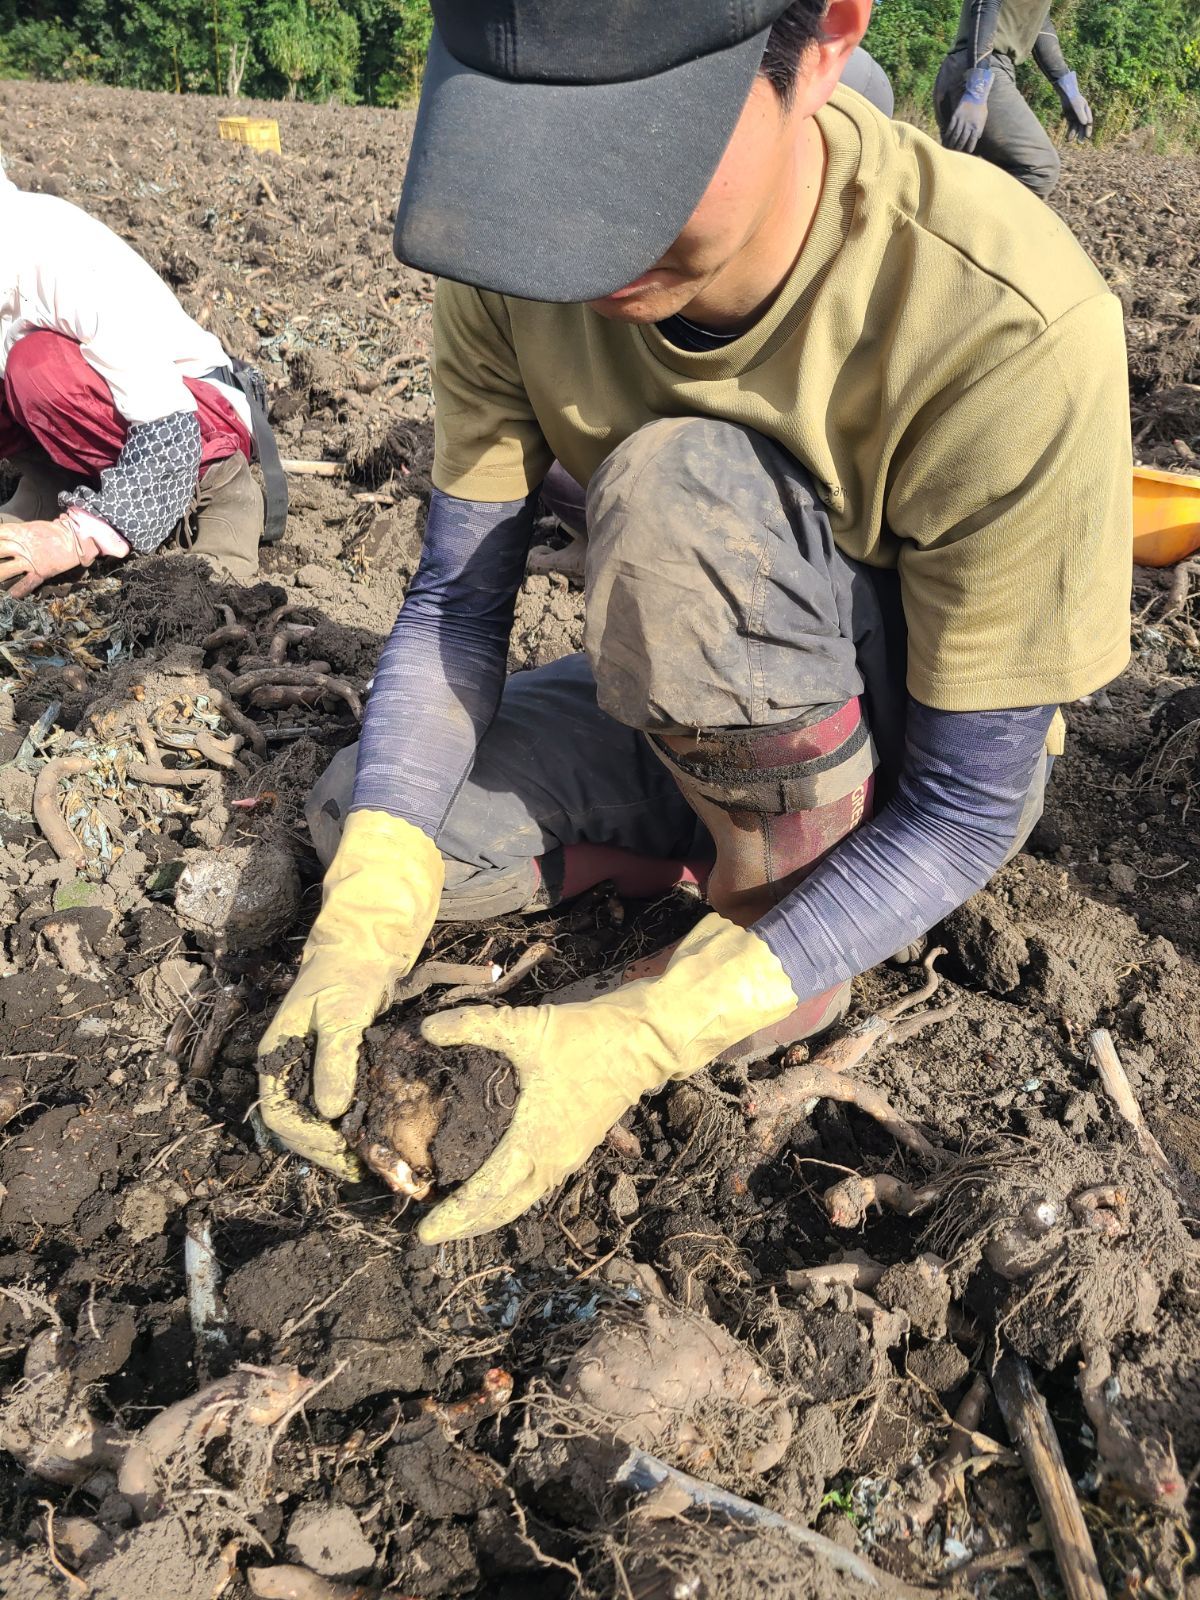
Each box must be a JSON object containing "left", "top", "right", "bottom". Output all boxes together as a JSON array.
[
  {"left": 944, "top": 66, "right": 994, "bottom": 153},
  {"left": 1054, "top": 71, "right": 1093, "bottom": 140}
]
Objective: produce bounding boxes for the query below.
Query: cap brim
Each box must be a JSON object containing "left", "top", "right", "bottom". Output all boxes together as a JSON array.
[{"left": 394, "top": 25, "right": 769, "bottom": 302}]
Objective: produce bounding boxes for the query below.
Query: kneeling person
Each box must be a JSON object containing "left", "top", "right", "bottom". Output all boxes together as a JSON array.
[
  {"left": 0, "top": 171, "right": 284, "bottom": 596},
  {"left": 260, "top": 0, "right": 1131, "bottom": 1243}
]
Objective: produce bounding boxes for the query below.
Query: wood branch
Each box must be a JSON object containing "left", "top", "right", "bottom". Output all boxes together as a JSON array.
[
  {"left": 613, "top": 1447, "right": 941, "bottom": 1598},
  {"left": 280, "top": 458, "right": 347, "bottom": 477},
  {"left": 992, "top": 1353, "right": 1106, "bottom": 1600},
  {"left": 1087, "top": 1029, "right": 1174, "bottom": 1181}
]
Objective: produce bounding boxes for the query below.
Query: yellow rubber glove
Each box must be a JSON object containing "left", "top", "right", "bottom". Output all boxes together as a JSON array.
[
  {"left": 257, "top": 809, "right": 444, "bottom": 1176},
  {"left": 417, "top": 913, "right": 797, "bottom": 1244}
]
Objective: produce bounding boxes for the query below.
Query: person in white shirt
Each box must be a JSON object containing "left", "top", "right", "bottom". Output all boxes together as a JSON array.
[{"left": 0, "top": 173, "right": 282, "bottom": 596}]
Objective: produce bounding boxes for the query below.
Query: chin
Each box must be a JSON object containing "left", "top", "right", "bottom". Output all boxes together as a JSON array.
[{"left": 586, "top": 275, "right": 701, "bottom": 323}]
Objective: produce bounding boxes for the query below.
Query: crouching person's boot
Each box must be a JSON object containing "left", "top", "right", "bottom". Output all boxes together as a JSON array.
[
  {"left": 644, "top": 695, "right": 877, "bottom": 1059},
  {"left": 0, "top": 451, "right": 80, "bottom": 524},
  {"left": 187, "top": 452, "right": 263, "bottom": 582}
]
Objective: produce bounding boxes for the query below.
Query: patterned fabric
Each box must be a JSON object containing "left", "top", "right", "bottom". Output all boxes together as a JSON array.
[{"left": 60, "top": 410, "right": 201, "bottom": 553}]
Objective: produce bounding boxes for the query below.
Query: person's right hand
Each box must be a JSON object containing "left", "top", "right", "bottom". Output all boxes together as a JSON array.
[
  {"left": 256, "top": 809, "right": 444, "bottom": 1176},
  {"left": 944, "top": 66, "right": 994, "bottom": 153}
]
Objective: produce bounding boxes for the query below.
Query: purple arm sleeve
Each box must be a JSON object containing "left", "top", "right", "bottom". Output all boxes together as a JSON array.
[
  {"left": 351, "top": 488, "right": 537, "bottom": 834},
  {"left": 754, "top": 701, "right": 1057, "bottom": 998}
]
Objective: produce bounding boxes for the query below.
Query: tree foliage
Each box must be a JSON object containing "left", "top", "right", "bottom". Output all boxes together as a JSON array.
[
  {"left": 865, "top": 0, "right": 1200, "bottom": 143},
  {"left": 0, "top": 0, "right": 429, "bottom": 105},
  {"left": 0, "top": 0, "right": 1195, "bottom": 133}
]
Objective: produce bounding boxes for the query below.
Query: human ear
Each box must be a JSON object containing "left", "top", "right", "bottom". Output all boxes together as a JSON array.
[{"left": 793, "top": 0, "right": 873, "bottom": 117}]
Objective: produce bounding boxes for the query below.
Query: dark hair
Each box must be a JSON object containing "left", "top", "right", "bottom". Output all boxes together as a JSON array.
[{"left": 759, "top": 1, "right": 826, "bottom": 105}]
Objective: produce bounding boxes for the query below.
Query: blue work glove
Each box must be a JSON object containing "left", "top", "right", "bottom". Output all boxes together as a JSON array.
[
  {"left": 1054, "top": 71, "right": 1093, "bottom": 140},
  {"left": 944, "top": 66, "right": 994, "bottom": 153}
]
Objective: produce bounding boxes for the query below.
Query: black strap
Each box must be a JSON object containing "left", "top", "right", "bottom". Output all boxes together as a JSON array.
[{"left": 203, "top": 363, "right": 289, "bottom": 544}]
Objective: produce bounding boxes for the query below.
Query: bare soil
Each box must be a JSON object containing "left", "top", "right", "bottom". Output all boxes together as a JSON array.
[{"left": 1, "top": 81, "right": 1199, "bottom": 1600}]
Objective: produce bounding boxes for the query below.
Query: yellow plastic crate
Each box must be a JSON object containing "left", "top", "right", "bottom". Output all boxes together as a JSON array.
[{"left": 218, "top": 116, "right": 281, "bottom": 155}]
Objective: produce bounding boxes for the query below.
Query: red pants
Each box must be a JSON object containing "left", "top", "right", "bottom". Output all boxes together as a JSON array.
[{"left": 0, "top": 329, "right": 253, "bottom": 481}]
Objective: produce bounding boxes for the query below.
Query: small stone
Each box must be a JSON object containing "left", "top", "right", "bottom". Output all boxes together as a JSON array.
[
  {"left": 116, "top": 1184, "right": 169, "bottom": 1243},
  {"left": 907, "top": 1340, "right": 970, "bottom": 1396},
  {"left": 608, "top": 1172, "right": 639, "bottom": 1219},
  {"left": 287, "top": 1504, "right": 376, "bottom": 1580},
  {"left": 1107, "top": 862, "right": 1138, "bottom": 895}
]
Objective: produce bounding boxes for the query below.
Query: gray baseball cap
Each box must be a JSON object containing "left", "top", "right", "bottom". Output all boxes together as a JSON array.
[{"left": 394, "top": 0, "right": 795, "bottom": 302}]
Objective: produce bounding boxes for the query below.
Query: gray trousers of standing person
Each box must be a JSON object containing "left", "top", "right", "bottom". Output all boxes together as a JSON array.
[
  {"left": 934, "top": 48, "right": 1061, "bottom": 198},
  {"left": 308, "top": 419, "right": 1048, "bottom": 915}
]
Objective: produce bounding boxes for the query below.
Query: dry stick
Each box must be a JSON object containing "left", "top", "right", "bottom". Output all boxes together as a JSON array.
[
  {"left": 613, "top": 1447, "right": 940, "bottom": 1599},
  {"left": 32, "top": 755, "right": 91, "bottom": 868},
  {"left": 991, "top": 1353, "right": 1106, "bottom": 1600},
  {"left": 439, "top": 940, "right": 554, "bottom": 1005},
  {"left": 280, "top": 458, "right": 347, "bottom": 477},
  {"left": 1158, "top": 559, "right": 1199, "bottom": 623},
  {"left": 392, "top": 959, "right": 503, "bottom": 1006},
  {"left": 1087, "top": 1028, "right": 1174, "bottom": 1181}
]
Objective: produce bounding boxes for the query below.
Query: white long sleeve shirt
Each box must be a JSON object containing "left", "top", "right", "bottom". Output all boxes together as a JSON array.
[{"left": 0, "top": 174, "right": 249, "bottom": 429}]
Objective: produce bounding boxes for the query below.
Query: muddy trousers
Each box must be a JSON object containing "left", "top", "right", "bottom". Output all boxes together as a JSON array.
[
  {"left": 934, "top": 49, "right": 1061, "bottom": 199},
  {"left": 0, "top": 328, "right": 261, "bottom": 575},
  {"left": 308, "top": 418, "right": 1047, "bottom": 916}
]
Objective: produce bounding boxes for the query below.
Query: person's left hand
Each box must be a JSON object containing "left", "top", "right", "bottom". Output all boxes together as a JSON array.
[
  {"left": 1055, "top": 71, "right": 1093, "bottom": 139},
  {"left": 416, "top": 913, "right": 799, "bottom": 1245},
  {"left": 0, "top": 516, "right": 99, "bottom": 599}
]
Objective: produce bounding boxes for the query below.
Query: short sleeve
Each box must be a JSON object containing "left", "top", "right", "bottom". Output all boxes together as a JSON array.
[
  {"left": 431, "top": 279, "right": 554, "bottom": 501},
  {"left": 888, "top": 292, "right": 1132, "bottom": 710}
]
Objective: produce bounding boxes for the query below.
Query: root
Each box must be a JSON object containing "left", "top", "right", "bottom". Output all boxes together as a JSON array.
[
  {"left": 246, "top": 1568, "right": 378, "bottom": 1600},
  {"left": 202, "top": 624, "right": 253, "bottom": 652},
  {"left": 614, "top": 1447, "right": 940, "bottom": 1598},
  {"left": 268, "top": 623, "right": 317, "bottom": 663},
  {"left": 748, "top": 1065, "right": 947, "bottom": 1165},
  {"left": 226, "top": 666, "right": 363, "bottom": 721},
  {"left": 401, "top": 1367, "right": 514, "bottom": 1433},
  {"left": 1078, "top": 1343, "right": 1186, "bottom": 1510},
  {"left": 0, "top": 1328, "right": 123, "bottom": 1485},
  {"left": 32, "top": 756, "right": 91, "bottom": 868},
  {"left": 892, "top": 1375, "right": 1004, "bottom": 1535},
  {"left": 192, "top": 730, "right": 248, "bottom": 776},
  {"left": 822, "top": 1173, "right": 944, "bottom": 1229},
  {"left": 206, "top": 688, "right": 267, "bottom": 757},
  {"left": 117, "top": 1364, "right": 311, "bottom": 1519},
  {"left": 190, "top": 984, "right": 247, "bottom": 1078},
  {"left": 127, "top": 759, "right": 221, "bottom": 788},
  {"left": 744, "top": 947, "right": 956, "bottom": 1158}
]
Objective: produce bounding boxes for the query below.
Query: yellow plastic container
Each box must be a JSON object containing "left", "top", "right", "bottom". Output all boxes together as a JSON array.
[
  {"left": 218, "top": 116, "right": 281, "bottom": 155},
  {"left": 1132, "top": 465, "right": 1200, "bottom": 567}
]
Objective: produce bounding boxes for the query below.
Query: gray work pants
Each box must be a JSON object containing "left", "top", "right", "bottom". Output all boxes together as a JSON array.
[
  {"left": 934, "top": 49, "right": 1061, "bottom": 199},
  {"left": 309, "top": 419, "right": 1046, "bottom": 916}
]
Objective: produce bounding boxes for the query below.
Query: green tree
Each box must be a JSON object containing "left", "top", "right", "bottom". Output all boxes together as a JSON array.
[{"left": 263, "top": 1, "right": 320, "bottom": 97}]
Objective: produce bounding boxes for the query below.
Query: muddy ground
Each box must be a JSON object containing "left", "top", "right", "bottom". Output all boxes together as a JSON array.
[{"left": 1, "top": 81, "right": 1199, "bottom": 1600}]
